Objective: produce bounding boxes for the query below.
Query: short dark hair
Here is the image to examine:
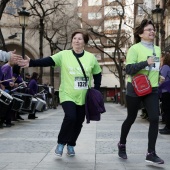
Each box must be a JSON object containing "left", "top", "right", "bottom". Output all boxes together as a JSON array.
[
  {"left": 71, "top": 29, "right": 89, "bottom": 44},
  {"left": 31, "top": 72, "right": 38, "bottom": 80},
  {"left": 134, "top": 19, "right": 155, "bottom": 43}
]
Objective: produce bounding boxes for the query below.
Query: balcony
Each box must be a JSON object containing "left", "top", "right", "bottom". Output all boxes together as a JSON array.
[
  {"left": 134, "top": 0, "right": 143, "bottom": 4},
  {"left": 164, "top": 35, "right": 170, "bottom": 52}
]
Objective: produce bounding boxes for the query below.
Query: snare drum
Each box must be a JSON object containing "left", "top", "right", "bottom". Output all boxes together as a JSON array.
[
  {"left": 29, "top": 97, "right": 38, "bottom": 114},
  {"left": 36, "top": 97, "right": 46, "bottom": 111},
  {"left": 0, "top": 89, "right": 13, "bottom": 105},
  {"left": 12, "top": 97, "right": 24, "bottom": 111},
  {"left": 0, "top": 101, "right": 9, "bottom": 116},
  {"left": 13, "top": 93, "right": 33, "bottom": 110}
]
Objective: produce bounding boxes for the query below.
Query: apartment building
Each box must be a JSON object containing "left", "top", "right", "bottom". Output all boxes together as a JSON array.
[
  {"left": 77, "top": 0, "right": 133, "bottom": 101},
  {"left": 0, "top": 0, "right": 78, "bottom": 89},
  {"left": 164, "top": 0, "right": 170, "bottom": 52},
  {"left": 0, "top": 0, "right": 135, "bottom": 102}
]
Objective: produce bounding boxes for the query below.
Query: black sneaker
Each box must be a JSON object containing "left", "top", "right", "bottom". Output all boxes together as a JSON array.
[
  {"left": 159, "top": 126, "right": 170, "bottom": 134},
  {"left": 16, "top": 114, "right": 24, "bottom": 120},
  {"left": 118, "top": 142, "right": 127, "bottom": 159},
  {"left": 145, "top": 152, "right": 164, "bottom": 164},
  {"left": 159, "top": 126, "right": 168, "bottom": 132}
]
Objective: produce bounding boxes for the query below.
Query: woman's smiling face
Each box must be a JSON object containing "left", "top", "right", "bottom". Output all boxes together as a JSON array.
[
  {"left": 139, "top": 24, "right": 155, "bottom": 42},
  {"left": 72, "top": 33, "right": 85, "bottom": 51}
]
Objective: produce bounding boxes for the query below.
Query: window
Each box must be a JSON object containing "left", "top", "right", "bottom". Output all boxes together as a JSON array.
[
  {"left": 104, "top": 6, "right": 123, "bottom": 17},
  {"left": 77, "top": 0, "right": 82, "bottom": 6},
  {"left": 107, "top": 0, "right": 122, "bottom": 2},
  {"left": 105, "top": 6, "right": 117, "bottom": 16},
  {"left": 88, "top": 39, "right": 101, "bottom": 46},
  {"left": 104, "top": 51, "right": 112, "bottom": 58},
  {"left": 117, "top": 6, "right": 123, "bottom": 15},
  {"left": 93, "top": 53, "right": 101, "bottom": 60},
  {"left": 138, "top": 4, "right": 144, "bottom": 15},
  {"left": 104, "top": 20, "right": 121, "bottom": 30},
  {"left": 93, "top": 26, "right": 102, "bottom": 32},
  {"left": 77, "top": 13, "right": 82, "bottom": 18},
  {"left": 88, "top": 12, "right": 102, "bottom": 20},
  {"left": 107, "top": 39, "right": 116, "bottom": 45},
  {"left": 88, "top": 0, "right": 102, "bottom": 6},
  {"left": 5, "top": 0, "right": 23, "bottom": 15}
]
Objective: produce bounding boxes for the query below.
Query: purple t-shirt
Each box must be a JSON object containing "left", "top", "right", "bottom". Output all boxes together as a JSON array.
[
  {"left": 28, "top": 79, "right": 38, "bottom": 95},
  {"left": 13, "top": 73, "right": 23, "bottom": 84},
  {"left": 0, "top": 66, "right": 3, "bottom": 81},
  {"left": 1, "top": 63, "right": 13, "bottom": 87},
  {"left": 160, "top": 65, "right": 170, "bottom": 81},
  {"left": 159, "top": 65, "right": 170, "bottom": 94}
]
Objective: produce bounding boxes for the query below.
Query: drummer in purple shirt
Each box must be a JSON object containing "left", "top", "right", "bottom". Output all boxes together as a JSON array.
[
  {"left": 27, "top": 72, "right": 39, "bottom": 119},
  {"left": 0, "top": 66, "right": 5, "bottom": 128},
  {"left": 1, "top": 62, "right": 15, "bottom": 92},
  {"left": 0, "top": 60, "right": 15, "bottom": 127}
]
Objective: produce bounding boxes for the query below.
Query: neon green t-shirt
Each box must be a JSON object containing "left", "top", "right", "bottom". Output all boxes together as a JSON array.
[
  {"left": 51, "top": 50, "right": 101, "bottom": 105},
  {"left": 126, "top": 43, "right": 161, "bottom": 87}
]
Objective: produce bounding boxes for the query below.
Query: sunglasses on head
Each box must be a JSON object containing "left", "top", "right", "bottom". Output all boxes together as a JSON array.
[{"left": 140, "top": 19, "right": 154, "bottom": 27}]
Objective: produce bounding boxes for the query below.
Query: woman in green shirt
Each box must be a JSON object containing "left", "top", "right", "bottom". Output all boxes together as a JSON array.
[
  {"left": 117, "top": 19, "right": 164, "bottom": 164},
  {"left": 18, "top": 29, "right": 102, "bottom": 157}
]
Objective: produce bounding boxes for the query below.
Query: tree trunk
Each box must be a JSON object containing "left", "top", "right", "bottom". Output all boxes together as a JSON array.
[{"left": 0, "top": 0, "right": 10, "bottom": 50}]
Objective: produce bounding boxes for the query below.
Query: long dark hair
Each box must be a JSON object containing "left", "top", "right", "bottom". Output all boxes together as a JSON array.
[
  {"left": 163, "top": 53, "right": 170, "bottom": 66},
  {"left": 134, "top": 19, "right": 155, "bottom": 43}
]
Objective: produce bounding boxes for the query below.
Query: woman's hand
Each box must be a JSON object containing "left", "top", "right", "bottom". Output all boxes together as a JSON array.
[
  {"left": 17, "top": 55, "right": 30, "bottom": 67},
  {"left": 9, "top": 50, "right": 22, "bottom": 64},
  {"left": 147, "top": 56, "right": 155, "bottom": 66},
  {"left": 159, "top": 75, "right": 165, "bottom": 84}
]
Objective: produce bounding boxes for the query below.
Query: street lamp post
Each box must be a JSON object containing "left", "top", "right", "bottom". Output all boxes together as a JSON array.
[
  {"left": 18, "top": 7, "right": 30, "bottom": 78},
  {"left": 152, "top": 5, "right": 163, "bottom": 46}
]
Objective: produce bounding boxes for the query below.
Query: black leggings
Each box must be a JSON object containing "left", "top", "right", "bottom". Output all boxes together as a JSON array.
[
  {"left": 120, "top": 93, "right": 159, "bottom": 153},
  {"left": 58, "top": 101, "right": 85, "bottom": 146}
]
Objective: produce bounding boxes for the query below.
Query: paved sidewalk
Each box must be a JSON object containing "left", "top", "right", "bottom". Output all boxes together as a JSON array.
[{"left": 0, "top": 103, "right": 169, "bottom": 170}]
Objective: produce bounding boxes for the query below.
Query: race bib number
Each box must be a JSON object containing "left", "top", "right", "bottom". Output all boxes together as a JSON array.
[
  {"left": 74, "top": 77, "right": 89, "bottom": 89},
  {"left": 145, "top": 57, "right": 160, "bottom": 71}
]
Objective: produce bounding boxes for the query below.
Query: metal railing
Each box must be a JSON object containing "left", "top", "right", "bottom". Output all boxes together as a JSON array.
[{"left": 164, "top": 35, "right": 170, "bottom": 51}]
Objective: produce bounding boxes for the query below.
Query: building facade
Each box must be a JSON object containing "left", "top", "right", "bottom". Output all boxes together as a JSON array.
[
  {"left": 77, "top": 0, "right": 133, "bottom": 101},
  {"left": 0, "top": 0, "right": 78, "bottom": 90}
]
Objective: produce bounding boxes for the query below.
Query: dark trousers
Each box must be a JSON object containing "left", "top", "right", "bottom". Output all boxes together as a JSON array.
[
  {"left": 161, "top": 92, "right": 170, "bottom": 129},
  {"left": 120, "top": 93, "right": 159, "bottom": 153},
  {"left": 0, "top": 102, "right": 12, "bottom": 124},
  {"left": 58, "top": 101, "right": 85, "bottom": 146}
]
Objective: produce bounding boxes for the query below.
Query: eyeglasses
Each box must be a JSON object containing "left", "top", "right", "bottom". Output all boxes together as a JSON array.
[{"left": 144, "top": 28, "right": 155, "bottom": 32}]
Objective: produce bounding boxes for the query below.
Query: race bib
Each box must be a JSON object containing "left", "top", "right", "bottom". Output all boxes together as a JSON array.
[
  {"left": 74, "top": 77, "right": 89, "bottom": 89},
  {"left": 145, "top": 56, "right": 160, "bottom": 71}
]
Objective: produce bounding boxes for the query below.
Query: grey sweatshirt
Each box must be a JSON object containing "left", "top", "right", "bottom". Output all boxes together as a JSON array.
[{"left": 0, "top": 50, "right": 11, "bottom": 62}]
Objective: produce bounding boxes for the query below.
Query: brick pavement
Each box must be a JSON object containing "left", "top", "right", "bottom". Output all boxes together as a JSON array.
[{"left": 0, "top": 103, "right": 169, "bottom": 170}]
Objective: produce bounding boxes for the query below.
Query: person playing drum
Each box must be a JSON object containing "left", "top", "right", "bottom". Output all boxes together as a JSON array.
[{"left": 0, "top": 59, "right": 16, "bottom": 127}]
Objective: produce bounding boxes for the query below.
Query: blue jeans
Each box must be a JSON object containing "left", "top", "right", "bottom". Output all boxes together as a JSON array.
[{"left": 120, "top": 93, "right": 159, "bottom": 153}]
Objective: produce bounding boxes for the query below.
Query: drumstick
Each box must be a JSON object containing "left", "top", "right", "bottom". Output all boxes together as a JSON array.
[{"left": 0, "top": 79, "right": 13, "bottom": 83}]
